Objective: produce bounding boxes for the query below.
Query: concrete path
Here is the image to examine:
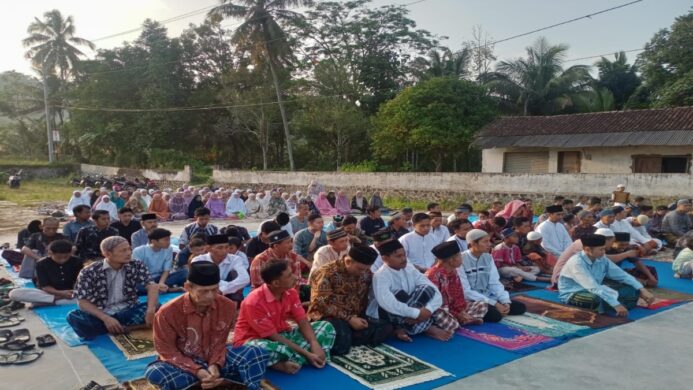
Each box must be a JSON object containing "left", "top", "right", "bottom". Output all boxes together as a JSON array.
[{"left": 440, "top": 303, "right": 693, "bottom": 390}]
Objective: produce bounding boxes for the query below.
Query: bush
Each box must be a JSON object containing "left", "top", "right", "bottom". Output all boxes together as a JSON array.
[{"left": 338, "top": 161, "right": 377, "bottom": 172}]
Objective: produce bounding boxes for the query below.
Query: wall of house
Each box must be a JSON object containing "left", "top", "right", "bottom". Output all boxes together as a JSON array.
[
  {"left": 213, "top": 168, "right": 693, "bottom": 201},
  {"left": 482, "top": 146, "right": 693, "bottom": 174}
]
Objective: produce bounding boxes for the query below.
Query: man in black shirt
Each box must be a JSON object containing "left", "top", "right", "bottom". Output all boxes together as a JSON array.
[
  {"left": 21, "top": 217, "right": 65, "bottom": 261},
  {"left": 9, "top": 240, "right": 83, "bottom": 306},
  {"left": 246, "top": 221, "right": 280, "bottom": 262},
  {"left": 74, "top": 210, "right": 119, "bottom": 261},
  {"left": 111, "top": 207, "right": 140, "bottom": 245},
  {"left": 359, "top": 205, "right": 386, "bottom": 237}
]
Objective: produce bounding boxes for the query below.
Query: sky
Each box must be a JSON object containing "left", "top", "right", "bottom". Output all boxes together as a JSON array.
[{"left": 2, "top": 0, "right": 691, "bottom": 77}]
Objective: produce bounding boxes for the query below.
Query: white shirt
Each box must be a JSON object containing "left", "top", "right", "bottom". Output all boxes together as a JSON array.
[
  {"left": 610, "top": 219, "right": 650, "bottom": 245},
  {"left": 310, "top": 245, "right": 348, "bottom": 279},
  {"left": 537, "top": 220, "right": 573, "bottom": 257},
  {"left": 447, "top": 234, "right": 468, "bottom": 252},
  {"left": 192, "top": 253, "right": 249, "bottom": 295},
  {"left": 366, "top": 263, "right": 442, "bottom": 319},
  {"left": 370, "top": 244, "right": 384, "bottom": 273},
  {"left": 429, "top": 226, "right": 450, "bottom": 245},
  {"left": 399, "top": 231, "right": 438, "bottom": 269}
]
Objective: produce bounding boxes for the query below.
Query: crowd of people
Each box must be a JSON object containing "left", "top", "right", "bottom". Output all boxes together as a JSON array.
[{"left": 2, "top": 181, "right": 692, "bottom": 389}]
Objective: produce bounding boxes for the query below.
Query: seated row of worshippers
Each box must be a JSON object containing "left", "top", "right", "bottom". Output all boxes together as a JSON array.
[{"left": 65, "top": 182, "right": 389, "bottom": 223}]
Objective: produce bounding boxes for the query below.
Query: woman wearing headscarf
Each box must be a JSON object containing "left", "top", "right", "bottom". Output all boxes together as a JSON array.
[
  {"left": 148, "top": 193, "right": 171, "bottom": 221},
  {"left": 499, "top": 199, "right": 528, "bottom": 228},
  {"left": 140, "top": 189, "right": 152, "bottom": 208},
  {"left": 307, "top": 180, "right": 324, "bottom": 201},
  {"left": 244, "top": 193, "right": 265, "bottom": 219},
  {"left": 334, "top": 190, "right": 352, "bottom": 215},
  {"left": 314, "top": 192, "right": 339, "bottom": 216},
  {"left": 95, "top": 195, "right": 119, "bottom": 222},
  {"left": 286, "top": 193, "right": 299, "bottom": 216},
  {"left": 168, "top": 192, "right": 188, "bottom": 220},
  {"left": 66, "top": 190, "right": 89, "bottom": 215},
  {"left": 113, "top": 191, "right": 128, "bottom": 210},
  {"left": 126, "top": 196, "right": 145, "bottom": 216},
  {"left": 351, "top": 190, "right": 368, "bottom": 214},
  {"left": 370, "top": 191, "right": 390, "bottom": 213},
  {"left": 326, "top": 191, "right": 337, "bottom": 208},
  {"left": 226, "top": 190, "right": 247, "bottom": 218},
  {"left": 266, "top": 191, "right": 288, "bottom": 218},
  {"left": 182, "top": 190, "right": 194, "bottom": 208},
  {"left": 187, "top": 195, "right": 205, "bottom": 218},
  {"left": 205, "top": 193, "right": 227, "bottom": 219},
  {"left": 80, "top": 187, "right": 93, "bottom": 203}
]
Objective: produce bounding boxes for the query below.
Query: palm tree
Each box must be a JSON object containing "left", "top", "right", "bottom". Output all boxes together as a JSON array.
[
  {"left": 595, "top": 51, "right": 641, "bottom": 110},
  {"left": 209, "top": 1, "right": 312, "bottom": 171},
  {"left": 22, "top": 10, "right": 94, "bottom": 163},
  {"left": 481, "top": 37, "right": 592, "bottom": 115},
  {"left": 416, "top": 48, "right": 471, "bottom": 80},
  {"left": 23, "top": 10, "right": 95, "bottom": 80}
]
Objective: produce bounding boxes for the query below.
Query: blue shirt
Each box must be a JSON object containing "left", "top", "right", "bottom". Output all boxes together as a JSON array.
[
  {"left": 131, "top": 229, "right": 149, "bottom": 250},
  {"left": 63, "top": 220, "right": 93, "bottom": 242},
  {"left": 558, "top": 251, "right": 643, "bottom": 308},
  {"left": 132, "top": 245, "right": 173, "bottom": 278},
  {"left": 293, "top": 228, "right": 327, "bottom": 258}
]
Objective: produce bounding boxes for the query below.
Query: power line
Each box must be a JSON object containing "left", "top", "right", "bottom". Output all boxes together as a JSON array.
[
  {"left": 90, "top": 3, "right": 219, "bottom": 43},
  {"left": 490, "top": 0, "right": 644, "bottom": 45},
  {"left": 564, "top": 48, "right": 644, "bottom": 63}
]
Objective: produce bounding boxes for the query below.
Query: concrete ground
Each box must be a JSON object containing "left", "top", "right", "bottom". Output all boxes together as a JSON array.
[{"left": 0, "top": 209, "right": 690, "bottom": 389}]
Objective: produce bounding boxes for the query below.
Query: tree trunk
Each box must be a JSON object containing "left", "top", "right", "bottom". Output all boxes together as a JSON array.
[{"left": 263, "top": 30, "right": 295, "bottom": 171}]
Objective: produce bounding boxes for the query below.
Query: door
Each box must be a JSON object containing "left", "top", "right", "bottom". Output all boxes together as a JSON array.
[{"left": 558, "top": 151, "right": 581, "bottom": 173}]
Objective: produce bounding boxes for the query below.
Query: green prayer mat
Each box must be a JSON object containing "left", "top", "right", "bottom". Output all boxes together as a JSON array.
[
  {"left": 330, "top": 344, "right": 450, "bottom": 390},
  {"left": 110, "top": 328, "right": 156, "bottom": 360},
  {"left": 648, "top": 287, "right": 693, "bottom": 301}
]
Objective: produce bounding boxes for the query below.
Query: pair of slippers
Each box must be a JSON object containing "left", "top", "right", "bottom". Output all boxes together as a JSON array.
[
  {"left": 0, "top": 349, "right": 43, "bottom": 365},
  {"left": 0, "top": 328, "right": 56, "bottom": 350},
  {"left": 0, "top": 312, "right": 24, "bottom": 328}
]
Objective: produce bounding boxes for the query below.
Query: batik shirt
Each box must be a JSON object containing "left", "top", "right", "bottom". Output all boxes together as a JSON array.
[
  {"left": 74, "top": 259, "right": 151, "bottom": 310},
  {"left": 307, "top": 259, "right": 372, "bottom": 322}
]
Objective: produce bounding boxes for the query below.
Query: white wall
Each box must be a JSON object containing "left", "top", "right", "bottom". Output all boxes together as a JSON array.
[
  {"left": 213, "top": 169, "right": 693, "bottom": 198},
  {"left": 482, "top": 146, "right": 693, "bottom": 174},
  {"left": 80, "top": 164, "right": 191, "bottom": 182}
]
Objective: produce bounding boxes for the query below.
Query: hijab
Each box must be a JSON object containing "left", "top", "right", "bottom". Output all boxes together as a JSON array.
[
  {"left": 335, "top": 190, "right": 351, "bottom": 215},
  {"left": 182, "top": 190, "right": 194, "bottom": 207},
  {"left": 187, "top": 195, "right": 204, "bottom": 218},
  {"left": 126, "top": 197, "right": 144, "bottom": 214},
  {"left": 148, "top": 193, "right": 170, "bottom": 219},
  {"left": 315, "top": 191, "right": 338, "bottom": 216},
  {"left": 95, "top": 195, "right": 118, "bottom": 221},
  {"left": 168, "top": 192, "right": 187, "bottom": 214},
  {"left": 226, "top": 191, "right": 247, "bottom": 214},
  {"left": 499, "top": 200, "right": 527, "bottom": 219},
  {"left": 370, "top": 191, "right": 384, "bottom": 208},
  {"left": 67, "top": 190, "right": 88, "bottom": 214},
  {"left": 326, "top": 191, "right": 337, "bottom": 207},
  {"left": 205, "top": 193, "right": 226, "bottom": 217},
  {"left": 245, "top": 193, "right": 262, "bottom": 214}
]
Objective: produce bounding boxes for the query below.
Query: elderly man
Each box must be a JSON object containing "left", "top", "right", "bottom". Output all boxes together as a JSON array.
[
  {"left": 130, "top": 213, "right": 158, "bottom": 250},
  {"left": 67, "top": 236, "right": 159, "bottom": 339},
  {"left": 310, "top": 228, "right": 350, "bottom": 278},
  {"left": 308, "top": 245, "right": 392, "bottom": 355},
  {"left": 536, "top": 205, "right": 573, "bottom": 258},
  {"left": 558, "top": 234, "right": 655, "bottom": 317},
  {"left": 145, "top": 262, "right": 268, "bottom": 390},
  {"left": 662, "top": 199, "right": 692, "bottom": 246}
]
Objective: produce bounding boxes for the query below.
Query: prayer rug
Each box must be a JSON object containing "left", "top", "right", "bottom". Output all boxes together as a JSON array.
[
  {"left": 119, "top": 377, "right": 281, "bottom": 390},
  {"left": 455, "top": 322, "right": 562, "bottom": 355},
  {"left": 110, "top": 328, "right": 156, "bottom": 360},
  {"left": 120, "top": 378, "right": 159, "bottom": 390},
  {"left": 648, "top": 287, "right": 693, "bottom": 301},
  {"left": 330, "top": 344, "right": 450, "bottom": 390},
  {"left": 637, "top": 297, "right": 681, "bottom": 310},
  {"left": 501, "top": 279, "right": 540, "bottom": 293},
  {"left": 501, "top": 312, "right": 591, "bottom": 339},
  {"left": 512, "top": 295, "right": 631, "bottom": 328}
]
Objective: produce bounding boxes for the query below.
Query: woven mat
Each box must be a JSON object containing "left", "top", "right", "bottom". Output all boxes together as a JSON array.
[{"left": 110, "top": 328, "right": 156, "bottom": 360}]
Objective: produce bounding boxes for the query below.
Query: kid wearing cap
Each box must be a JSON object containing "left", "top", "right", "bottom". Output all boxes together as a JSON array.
[{"left": 492, "top": 228, "right": 547, "bottom": 283}]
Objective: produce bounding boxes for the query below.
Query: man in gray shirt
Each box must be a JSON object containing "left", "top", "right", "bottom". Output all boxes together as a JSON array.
[{"left": 662, "top": 199, "right": 692, "bottom": 246}]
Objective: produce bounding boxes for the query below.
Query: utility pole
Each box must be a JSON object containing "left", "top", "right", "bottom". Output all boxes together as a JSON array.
[{"left": 42, "top": 64, "right": 55, "bottom": 163}]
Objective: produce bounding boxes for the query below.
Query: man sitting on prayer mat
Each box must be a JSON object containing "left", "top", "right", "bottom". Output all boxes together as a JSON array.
[
  {"left": 399, "top": 213, "right": 438, "bottom": 272},
  {"left": 191, "top": 234, "right": 249, "bottom": 304},
  {"left": 460, "top": 229, "right": 527, "bottom": 323},
  {"left": 661, "top": 199, "right": 692, "bottom": 247},
  {"left": 308, "top": 245, "right": 393, "bottom": 355},
  {"left": 74, "top": 210, "right": 119, "bottom": 261},
  {"left": 9, "top": 240, "right": 83, "bottom": 306},
  {"left": 63, "top": 205, "right": 93, "bottom": 242},
  {"left": 310, "top": 228, "right": 350, "bottom": 279},
  {"left": 293, "top": 214, "right": 328, "bottom": 261},
  {"left": 536, "top": 205, "right": 573, "bottom": 258},
  {"left": 111, "top": 207, "right": 140, "bottom": 245},
  {"left": 233, "top": 259, "right": 336, "bottom": 375},
  {"left": 606, "top": 232, "right": 658, "bottom": 288},
  {"left": 133, "top": 228, "right": 188, "bottom": 294},
  {"left": 130, "top": 213, "right": 158, "bottom": 250},
  {"left": 67, "top": 236, "right": 159, "bottom": 339},
  {"left": 426, "top": 241, "right": 487, "bottom": 326},
  {"left": 250, "top": 230, "right": 310, "bottom": 300},
  {"left": 558, "top": 234, "right": 655, "bottom": 316},
  {"left": 146, "top": 262, "right": 268, "bottom": 390},
  {"left": 366, "top": 239, "right": 458, "bottom": 342}
]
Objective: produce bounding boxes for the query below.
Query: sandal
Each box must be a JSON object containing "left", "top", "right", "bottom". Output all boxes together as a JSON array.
[
  {"left": 0, "top": 318, "right": 20, "bottom": 328},
  {"left": 0, "top": 301, "right": 24, "bottom": 311},
  {"left": 0, "top": 340, "right": 35, "bottom": 351},
  {"left": 14, "top": 349, "right": 43, "bottom": 364},
  {"left": 0, "top": 328, "right": 29, "bottom": 343},
  {"left": 36, "top": 334, "right": 56, "bottom": 347},
  {"left": 0, "top": 352, "right": 18, "bottom": 365},
  {"left": 0, "top": 278, "right": 12, "bottom": 286},
  {"left": 81, "top": 381, "right": 106, "bottom": 390}
]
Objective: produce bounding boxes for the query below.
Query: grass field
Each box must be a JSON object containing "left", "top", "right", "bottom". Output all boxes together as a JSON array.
[{"left": 0, "top": 178, "right": 75, "bottom": 207}]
